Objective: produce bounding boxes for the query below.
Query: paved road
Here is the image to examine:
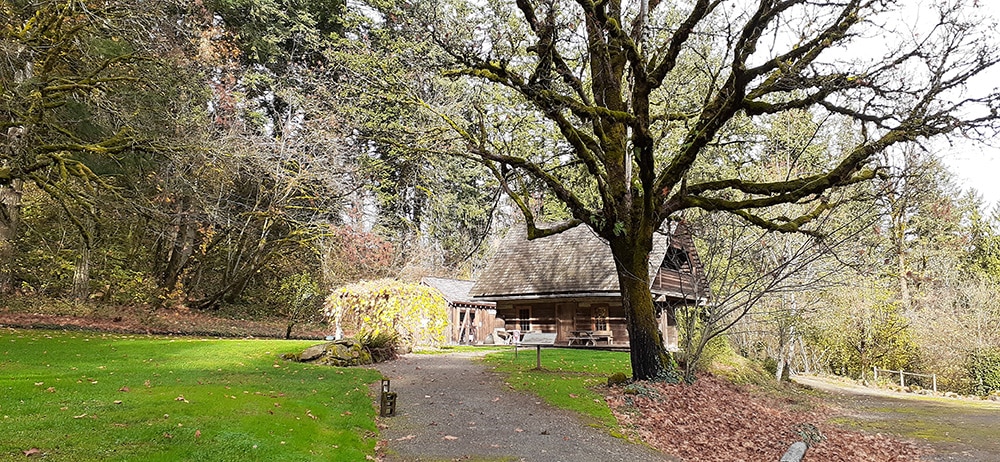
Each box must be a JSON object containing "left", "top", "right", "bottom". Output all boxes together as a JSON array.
[
  {"left": 794, "top": 375, "right": 1000, "bottom": 462},
  {"left": 372, "top": 352, "right": 671, "bottom": 462}
]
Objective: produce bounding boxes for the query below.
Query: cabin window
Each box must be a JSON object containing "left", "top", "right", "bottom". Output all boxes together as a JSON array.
[
  {"left": 518, "top": 307, "right": 531, "bottom": 332},
  {"left": 662, "top": 246, "right": 691, "bottom": 272},
  {"left": 595, "top": 306, "right": 609, "bottom": 331}
]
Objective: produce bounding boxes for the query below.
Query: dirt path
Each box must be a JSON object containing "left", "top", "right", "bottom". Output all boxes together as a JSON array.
[
  {"left": 794, "top": 375, "right": 1000, "bottom": 461},
  {"left": 372, "top": 352, "right": 671, "bottom": 462}
]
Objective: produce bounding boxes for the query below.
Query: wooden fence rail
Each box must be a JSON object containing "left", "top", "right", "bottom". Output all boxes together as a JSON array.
[{"left": 873, "top": 367, "right": 937, "bottom": 393}]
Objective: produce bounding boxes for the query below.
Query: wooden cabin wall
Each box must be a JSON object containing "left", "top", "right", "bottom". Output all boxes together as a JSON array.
[
  {"left": 489, "top": 300, "right": 686, "bottom": 349},
  {"left": 608, "top": 304, "right": 629, "bottom": 345},
  {"left": 656, "top": 303, "right": 680, "bottom": 351},
  {"left": 448, "top": 305, "right": 497, "bottom": 344},
  {"left": 496, "top": 299, "right": 630, "bottom": 345},
  {"left": 651, "top": 271, "right": 701, "bottom": 297},
  {"left": 449, "top": 307, "right": 458, "bottom": 343},
  {"left": 477, "top": 309, "right": 497, "bottom": 343},
  {"left": 497, "top": 302, "right": 558, "bottom": 336}
]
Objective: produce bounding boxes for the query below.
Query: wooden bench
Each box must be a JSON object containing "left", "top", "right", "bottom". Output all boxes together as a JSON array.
[{"left": 568, "top": 330, "right": 613, "bottom": 346}]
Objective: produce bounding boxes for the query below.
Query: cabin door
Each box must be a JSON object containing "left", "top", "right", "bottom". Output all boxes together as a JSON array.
[{"left": 556, "top": 303, "right": 574, "bottom": 343}]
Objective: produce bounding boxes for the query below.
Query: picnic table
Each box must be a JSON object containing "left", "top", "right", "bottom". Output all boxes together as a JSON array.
[{"left": 568, "top": 330, "right": 613, "bottom": 346}]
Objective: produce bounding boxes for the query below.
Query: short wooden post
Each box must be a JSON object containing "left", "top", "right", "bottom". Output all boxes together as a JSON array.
[
  {"left": 932, "top": 374, "right": 937, "bottom": 393},
  {"left": 535, "top": 345, "right": 542, "bottom": 369},
  {"left": 379, "top": 379, "right": 396, "bottom": 417},
  {"left": 900, "top": 370, "right": 904, "bottom": 387},
  {"left": 873, "top": 367, "right": 878, "bottom": 382}
]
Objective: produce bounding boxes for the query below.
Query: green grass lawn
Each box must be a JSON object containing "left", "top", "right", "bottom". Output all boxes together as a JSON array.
[
  {"left": 481, "top": 347, "right": 631, "bottom": 428},
  {"left": 0, "top": 328, "right": 381, "bottom": 461}
]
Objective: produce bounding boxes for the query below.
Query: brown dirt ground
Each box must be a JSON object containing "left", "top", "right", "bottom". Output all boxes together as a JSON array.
[
  {"left": 0, "top": 308, "right": 330, "bottom": 339},
  {"left": 795, "top": 375, "right": 1000, "bottom": 461}
]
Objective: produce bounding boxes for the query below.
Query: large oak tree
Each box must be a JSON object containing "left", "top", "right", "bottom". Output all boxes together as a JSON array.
[{"left": 396, "top": 0, "right": 1000, "bottom": 380}]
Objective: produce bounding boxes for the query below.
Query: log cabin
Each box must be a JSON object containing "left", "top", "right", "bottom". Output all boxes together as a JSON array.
[{"left": 470, "top": 222, "right": 708, "bottom": 350}]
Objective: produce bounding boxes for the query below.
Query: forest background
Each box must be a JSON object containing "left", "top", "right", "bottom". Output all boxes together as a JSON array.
[{"left": 4, "top": 0, "right": 1000, "bottom": 394}]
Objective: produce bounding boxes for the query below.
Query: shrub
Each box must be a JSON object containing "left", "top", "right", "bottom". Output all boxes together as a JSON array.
[
  {"left": 360, "top": 331, "right": 400, "bottom": 363},
  {"left": 705, "top": 343, "right": 774, "bottom": 387},
  {"left": 323, "top": 279, "right": 448, "bottom": 348},
  {"left": 272, "top": 273, "right": 323, "bottom": 338},
  {"left": 966, "top": 349, "right": 1000, "bottom": 396},
  {"left": 607, "top": 372, "right": 630, "bottom": 387}
]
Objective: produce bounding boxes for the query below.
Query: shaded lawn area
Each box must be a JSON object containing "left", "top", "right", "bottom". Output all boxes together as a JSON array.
[
  {"left": 481, "top": 347, "right": 631, "bottom": 428},
  {"left": 0, "top": 328, "right": 380, "bottom": 461}
]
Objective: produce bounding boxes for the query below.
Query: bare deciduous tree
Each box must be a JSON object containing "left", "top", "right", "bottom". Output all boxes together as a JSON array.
[{"left": 394, "top": 0, "right": 1000, "bottom": 379}]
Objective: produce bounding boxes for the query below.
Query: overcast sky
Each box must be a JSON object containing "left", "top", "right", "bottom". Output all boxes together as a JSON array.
[{"left": 936, "top": 2, "right": 1000, "bottom": 208}]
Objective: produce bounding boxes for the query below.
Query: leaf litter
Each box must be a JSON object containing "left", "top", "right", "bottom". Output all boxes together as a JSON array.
[{"left": 607, "top": 375, "right": 928, "bottom": 462}]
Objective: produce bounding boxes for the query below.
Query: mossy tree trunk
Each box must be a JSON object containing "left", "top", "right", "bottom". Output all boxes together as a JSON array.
[
  {"left": 610, "top": 234, "right": 675, "bottom": 380},
  {"left": 0, "top": 180, "right": 21, "bottom": 293},
  {"left": 72, "top": 243, "right": 91, "bottom": 301}
]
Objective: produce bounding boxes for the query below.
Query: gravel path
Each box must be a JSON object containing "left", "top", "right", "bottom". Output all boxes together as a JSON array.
[{"left": 372, "top": 352, "right": 670, "bottom": 462}]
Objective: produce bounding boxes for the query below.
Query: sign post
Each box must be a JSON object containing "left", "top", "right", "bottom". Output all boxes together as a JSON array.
[{"left": 518, "top": 332, "right": 557, "bottom": 370}]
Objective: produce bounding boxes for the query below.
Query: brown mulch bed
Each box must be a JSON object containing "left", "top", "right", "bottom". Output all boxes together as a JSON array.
[
  {"left": 0, "top": 309, "right": 330, "bottom": 339},
  {"left": 608, "top": 375, "right": 929, "bottom": 462}
]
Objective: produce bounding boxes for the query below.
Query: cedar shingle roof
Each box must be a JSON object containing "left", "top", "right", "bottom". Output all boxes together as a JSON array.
[
  {"left": 470, "top": 223, "right": 706, "bottom": 301},
  {"left": 421, "top": 277, "right": 496, "bottom": 308}
]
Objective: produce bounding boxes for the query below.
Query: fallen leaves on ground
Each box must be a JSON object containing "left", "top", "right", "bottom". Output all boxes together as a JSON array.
[
  {"left": 0, "top": 310, "right": 330, "bottom": 339},
  {"left": 607, "top": 375, "right": 928, "bottom": 462}
]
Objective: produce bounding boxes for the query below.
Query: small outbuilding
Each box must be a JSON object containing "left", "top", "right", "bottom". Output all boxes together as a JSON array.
[
  {"left": 469, "top": 222, "right": 707, "bottom": 350},
  {"left": 421, "top": 277, "right": 497, "bottom": 344}
]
